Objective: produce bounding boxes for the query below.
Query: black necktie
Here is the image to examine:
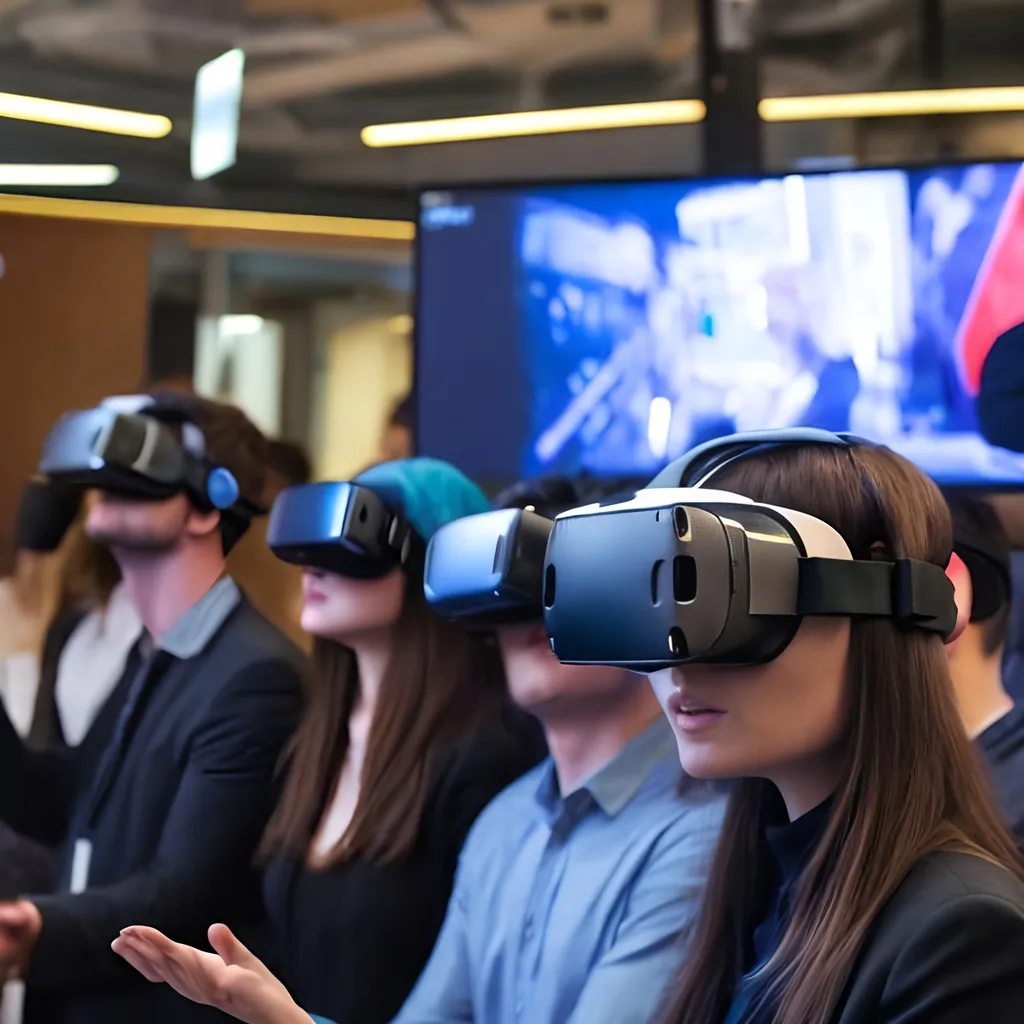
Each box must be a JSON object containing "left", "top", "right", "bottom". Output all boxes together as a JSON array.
[{"left": 84, "top": 638, "right": 175, "bottom": 829}]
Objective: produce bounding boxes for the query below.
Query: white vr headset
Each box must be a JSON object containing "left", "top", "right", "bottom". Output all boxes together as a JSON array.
[{"left": 423, "top": 429, "right": 957, "bottom": 671}]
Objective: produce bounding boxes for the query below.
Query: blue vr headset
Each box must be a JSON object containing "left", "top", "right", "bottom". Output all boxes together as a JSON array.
[
  {"left": 39, "top": 396, "right": 253, "bottom": 517},
  {"left": 267, "top": 482, "right": 416, "bottom": 578},
  {"left": 423, "top": 429, "right": 957, "bottom": 671}
]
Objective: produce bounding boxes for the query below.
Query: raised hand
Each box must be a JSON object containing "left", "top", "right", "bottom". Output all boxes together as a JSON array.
[
  {"left": 112, "top": 923, "right": 311, "bottom": 1024},
  {"left": 0, "top": 900, "right": 42, "bottom": 979}
]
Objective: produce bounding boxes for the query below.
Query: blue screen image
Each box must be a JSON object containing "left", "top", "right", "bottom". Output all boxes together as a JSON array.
[{"left": 416, "top": 163, "right": 1024, "bottom": 486}]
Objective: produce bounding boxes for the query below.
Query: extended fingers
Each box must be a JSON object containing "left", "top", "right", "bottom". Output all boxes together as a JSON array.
[{"left": 111, "top": 934, "right": 168, "bottom": 984}]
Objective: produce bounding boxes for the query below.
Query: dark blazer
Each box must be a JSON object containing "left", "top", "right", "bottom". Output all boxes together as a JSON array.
[
  {"left": 833, "top": 850, "right": 1024, "bottom": 1023},
  {"left": 0, "top": 590, "right": 305, "bottom": 1024}
]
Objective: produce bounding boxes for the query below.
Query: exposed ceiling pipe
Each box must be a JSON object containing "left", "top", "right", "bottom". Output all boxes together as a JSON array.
[
  {"left": 242, "top": 32, "right": 501, "bottom": 106},
  {"left": 765, "top": 0, "right": 909, "bottom": 38},
  {"left": 762, "top": 26, "right": 907, "bottom": 94}
]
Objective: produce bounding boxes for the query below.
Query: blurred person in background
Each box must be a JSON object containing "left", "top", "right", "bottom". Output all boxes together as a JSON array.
[
  {"left": 0, "top": 393, "right": 305, "bottom": 1024},
  {"left": 264, "top": 441, "right": 313, "bottom": 507},
  {"left": 0, "top": 506, "right": 137, "bottom": 936},
  {"left": 378, "top": 395, "right": 414, "bottom": 464},
  {"left": 116, "top": 458, "right": 543, "bottom": 1024},
  {"left": 26, "top": 506, "right": 140, "bottom": 753},
  {"left": 0, "top": 480, "right": 87, "bottom": 905},
  {"left": 113, "top": 473, "right": 725, "bottom": 1024},
  {"left": 229, "top": 438, "right": 314, "bottom": 650},
  {"left": 0, "top": 480, "right": 81, "bottom": 738},
  {"left": 945, "top": 495, "right": 1024, "bottom": 847}
]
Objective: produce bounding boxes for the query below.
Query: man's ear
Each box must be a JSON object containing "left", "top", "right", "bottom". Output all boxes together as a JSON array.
[
  {"left": 944, "top": 551, "right": 972, "bottom": 646},
  {"left": 185, "top": 507, "right": 222, "bottom": 541}
]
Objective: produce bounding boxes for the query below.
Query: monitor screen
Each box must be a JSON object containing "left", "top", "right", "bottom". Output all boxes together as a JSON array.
[{"left": 415, "top": 161, "right": 1024, "bottom": 487}]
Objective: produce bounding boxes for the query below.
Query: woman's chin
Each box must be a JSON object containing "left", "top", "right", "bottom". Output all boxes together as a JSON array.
[{"left": 674, "top": 740, "right": 741, "bottom": 781}]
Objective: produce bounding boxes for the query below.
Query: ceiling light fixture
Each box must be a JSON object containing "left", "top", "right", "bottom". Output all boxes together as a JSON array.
[
  {"left": 0, "top": 92, "right": 172, "bottom": 138},
  {"left": 219, "top": 314, "right": 265, "bottom": 336},
  {"left": 760, "top": 86, "right": 1024, "bottom": 121},
  {"left": 0, "top": 164, "right": 120, "bottom": 187},
  {"left": 361, "top": 99, "right": 706, "bottom": 148}
]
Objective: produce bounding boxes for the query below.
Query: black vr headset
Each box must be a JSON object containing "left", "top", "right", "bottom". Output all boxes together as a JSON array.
[
  {"left": 38, "top": 396, "right": 255, "bottom": 517},
  {"left": 423, "top": 429, "right": 957, "bottom": 671},
  {"left": 267, "top": 482, "right": 416, "bottom": 579}
]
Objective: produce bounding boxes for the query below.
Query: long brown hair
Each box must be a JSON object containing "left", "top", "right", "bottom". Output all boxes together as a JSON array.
[
  {"left": 55, "top": 519, "right": 121, "bottom": 620},
  {"left": 662, "top": 442, "right": 1024, "bottom": 1024},
  {"left": 258, "top": 554, "right": 509, "bottom": 866}
]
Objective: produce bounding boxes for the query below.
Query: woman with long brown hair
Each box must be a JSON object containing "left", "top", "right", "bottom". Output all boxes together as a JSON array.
[
  {"left": 651, "top": 437, "right": 1024, "bottom": 1024},
  {"left": 122, "top": 458, "right": 541, "bottom": 1024}
]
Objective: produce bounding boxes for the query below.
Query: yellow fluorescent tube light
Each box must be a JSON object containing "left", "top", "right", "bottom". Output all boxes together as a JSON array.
[
  {"left": 0, "top": 164, "right": 119, "bottom": 186},
  {"left": 362, "top": 99, "right": 706, "bottom": 148},
  {"left": 0, "top": 92, "right": 172, "bottom": 138},
  {"left": 760, "top": 86, "right": 1024, "bottom": 122},
  {"left": 0, "top": 193, "right": 415, "bottom": 241}
]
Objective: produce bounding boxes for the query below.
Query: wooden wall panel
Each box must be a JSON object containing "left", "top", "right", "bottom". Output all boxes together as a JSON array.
[{"left": 0, "top": 214, "right": 151, "bottom": 572}]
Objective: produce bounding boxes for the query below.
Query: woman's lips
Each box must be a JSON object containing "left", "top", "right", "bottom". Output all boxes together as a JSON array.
[
  {"left": 302, "top": 571, "right": 328, "bottom": 604},
  {"left": 668, "top": 689, "right": 726, "bottom": 734}
]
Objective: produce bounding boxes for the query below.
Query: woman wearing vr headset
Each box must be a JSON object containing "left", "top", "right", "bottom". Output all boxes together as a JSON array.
[
  {"left": 114, "top": 458, "right": 542, "bottom": 1024},
  {"left": 650, "top": 437, "right": 1024, "bottom": 1024}
]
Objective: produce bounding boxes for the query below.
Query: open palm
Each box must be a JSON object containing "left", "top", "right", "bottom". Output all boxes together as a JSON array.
[{"left": 112, "top": 923, "right": 309, "bottom": 1024}]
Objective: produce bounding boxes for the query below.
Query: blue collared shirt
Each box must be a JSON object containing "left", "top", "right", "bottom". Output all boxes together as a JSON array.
[
  {"left": 153, "top": 575, "right": 241, "bottom": 658},
  {"left": 378, "top": 715, "right": 726, "bottom": 1024}
]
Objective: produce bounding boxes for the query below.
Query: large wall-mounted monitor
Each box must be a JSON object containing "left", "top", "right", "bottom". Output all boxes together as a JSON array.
[{"left": 415, "top": 161, "right": 1024, "bottom": 488}]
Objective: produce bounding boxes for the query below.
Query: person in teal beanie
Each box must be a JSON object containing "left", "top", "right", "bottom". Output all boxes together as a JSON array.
[
  {"left": 353, "top": 457, "right": 493, "bottom": 545},
  {"left": 114, "top": 458, "right": 543, "bottom": 1024}
]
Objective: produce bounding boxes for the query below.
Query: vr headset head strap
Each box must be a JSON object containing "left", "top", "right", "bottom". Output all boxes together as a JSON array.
[
  {"left": 651, "top": 428, "right": 869, "bottom": 490},
  {"left": 651, "top": 429, "right": 958, "bottom": 638},
  {"left": 799, "top": 557, "right": 957, "bottom": 637},
  {"left": 140, "top": 402, "right": 265, "bottom": 519}
]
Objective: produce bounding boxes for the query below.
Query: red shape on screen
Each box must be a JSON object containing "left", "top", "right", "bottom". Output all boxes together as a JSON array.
[{"left": 956, "top": 165, "right": 1024, "bottom": 396}]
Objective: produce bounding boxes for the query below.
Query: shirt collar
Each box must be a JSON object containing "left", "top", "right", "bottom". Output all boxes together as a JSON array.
[
  {"left": 970, "top": 701, "right": 1015, "bottom": 741},
  {"left": 763, "top": 793, "right": 833, "bottom": 885},
  {"left": 534, "top": 715, "right": 678, "bottom": 820},
  {"left": 154, "top": 576, "right": 241, "bottom": 659}
]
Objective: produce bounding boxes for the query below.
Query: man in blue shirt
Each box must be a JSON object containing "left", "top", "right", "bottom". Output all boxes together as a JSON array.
[{"left": 111, "top": 477, "right": 726, "bottom": 1024}]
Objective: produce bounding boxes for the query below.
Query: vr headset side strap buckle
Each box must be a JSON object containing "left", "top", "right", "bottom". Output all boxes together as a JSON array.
[{"left": 891, "top": 558, "right": 957, "bottom": 638}]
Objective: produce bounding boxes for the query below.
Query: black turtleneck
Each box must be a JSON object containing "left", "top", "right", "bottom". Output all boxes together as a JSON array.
[{"left": 722, "top": 794, "right": 834, "bottom": 1024}]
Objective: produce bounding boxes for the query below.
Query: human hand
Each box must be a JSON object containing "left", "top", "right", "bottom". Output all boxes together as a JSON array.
[
  {"left": 112, "top": 923, "right": 311, "bottom": 1024},
  {"left": 0, "top": 900, "right": 42, "bottom": 979}
]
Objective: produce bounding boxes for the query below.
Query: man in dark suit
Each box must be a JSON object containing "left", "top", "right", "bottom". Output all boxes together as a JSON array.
[{"left": 0, "top": 393, "right": 305, "bottom": 1024}]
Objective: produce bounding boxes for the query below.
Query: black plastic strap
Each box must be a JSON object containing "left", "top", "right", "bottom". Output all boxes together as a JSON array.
[
  {"left": 649, "top": 429, "right": 867, "bottom": 489},
  {"left": 797, "top": 557, "right": 956, "bottom": 637}
]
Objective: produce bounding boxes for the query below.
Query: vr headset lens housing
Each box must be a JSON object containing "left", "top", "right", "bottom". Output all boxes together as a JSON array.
[
  {"left": 424, "top": 508, "right": 552, "bottom": 625},
  {"left": 40, "top": 408, "right": 206, "bottom": 503},
  {"left": 267, "top": 482, "right": 414, "bottom": 579},
  {"left": 543, "top": 490, "right": 808, "bottom": 670},
  {"left": 424, "top": 489, "right": 956, "bottom": 671}
]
